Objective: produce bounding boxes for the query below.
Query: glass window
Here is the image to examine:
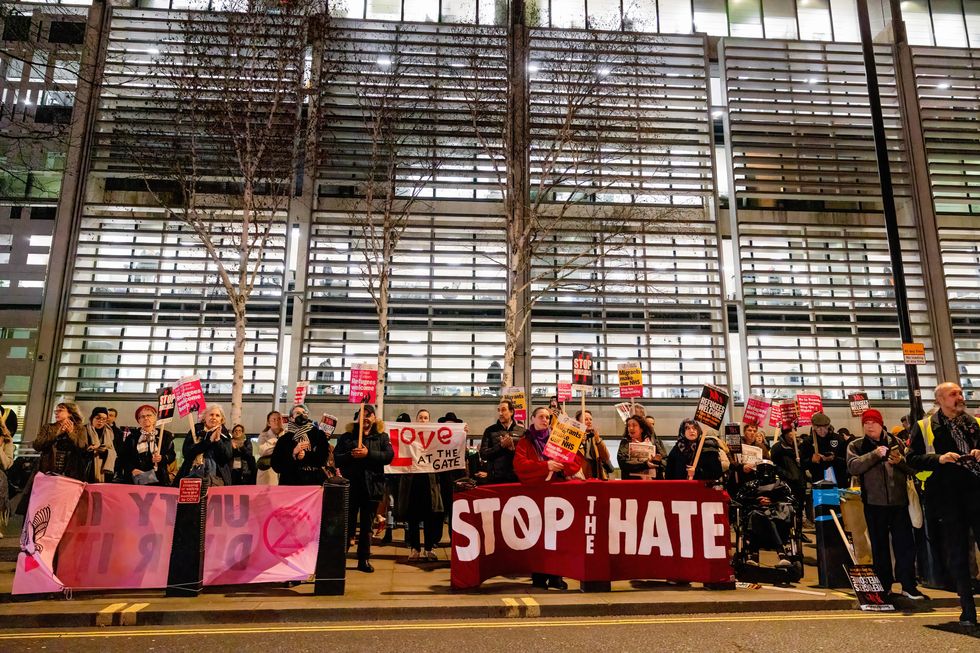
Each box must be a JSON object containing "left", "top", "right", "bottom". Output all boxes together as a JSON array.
[
  {"left": 404, "top": 0, "right": 439, "bottom": 21},
  {"left": 797, "top": 0, "right": 832, "bottom": 40},
  {"left": 552, "top": 0, "right": 586, "bottom": 27},
  {"left": 969, "top": 1, "right": 980, "bottom": 48},
  {"left": 442, "top": 0, "right": 477, "bottom": 23},
  {"left": 730, "top": 0, "right": 763, "bottom": 37},
  {"left": 829, "top": 0, "right": 859, "bottom": 41},
  {"left": 931, "top": 0, "right": 968, "bottom": 47},
  {"left": 694, "top": 0, "right": 728, "bottom": 35},
  {"left": 479, "top": 0, "right": 508, "bottom": 25},
  {"left": 763, "top": 0, "right": 799, "bottom": 39},
  {"left": 366, "top": 0, "right": 401, "bottom": 20},
  {"left": 333, "top": 0, "right": 366, "bottom": 18},
  {"left": 588, "top": 0, "right": 622, "bottom": 29},
  {"left": 660, "top": 0, "right": 694, "bottom": 33},
  {"left": 623, "top": 0, "right": 657, "bottom": 31},
  {"left": 900, "top": 0, "right": 934, "bottom": 45}
]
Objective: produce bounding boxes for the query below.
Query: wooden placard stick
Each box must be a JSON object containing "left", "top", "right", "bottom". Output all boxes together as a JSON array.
[
  {"left": 357, "top": 402, "right": 365, "bottom": 449},
  {"left": 689, "top": 425, "right": 708, "bottom": 480}
]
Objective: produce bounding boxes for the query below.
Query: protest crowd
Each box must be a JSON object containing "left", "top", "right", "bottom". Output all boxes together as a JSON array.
[{"left": 4, "top": 381, "right": 980, "bottom": 626}]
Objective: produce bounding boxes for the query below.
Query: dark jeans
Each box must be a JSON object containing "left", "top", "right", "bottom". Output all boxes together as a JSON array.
[
  {"left": 938, "top": 493, "right": 980, "bottom": 621},
  {"left": 347, "top": 486, "right": 379, "bottom": 562},
  {"left": 407, "top": 513, "right": 444, "bottom": 551},
  {"left": 864, "top": 503, "right": 917, "bottom": 593}
]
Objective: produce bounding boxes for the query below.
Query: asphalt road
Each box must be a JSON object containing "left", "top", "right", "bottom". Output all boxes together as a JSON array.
[{"left": 1, "top": 610, "right": 978, "bottom": 652}]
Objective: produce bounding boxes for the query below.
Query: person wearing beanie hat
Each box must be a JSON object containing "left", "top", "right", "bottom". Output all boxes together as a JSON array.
[
  {"left": 847, "top": 407, "right": 926, "bottom": 600},
  {"left": 85, "top": 406, "right": 116, "bottom": 482},
  {"left": 805, "top": 411, "right": 848, "bottom": 488},
  {"left": 118, "top": 403, "right": 176, "bottom": 486}
]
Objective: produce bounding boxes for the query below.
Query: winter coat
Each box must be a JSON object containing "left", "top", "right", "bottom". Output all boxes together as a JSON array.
[
  {"left": 805, "top": 429, "right": 849, "bottom": 487},
  {"left": 34, "top": 422, "right": 89, "bottom": 481},
  {"left": 119, "top": 427, "right": 176, "bottom": 486},
  {"left": 846, "top": 433, "right": 914, "bottom": 507},
  {"left": 334, "top": 425, "right": 394, "bottom": 500},
  {"left": 479, "top": 420, "right": 523, "bottom": 484},
  {"left": 513, "top": 435, "right": 583, "bottom": 483},
  {"left": 177, "top": 424, "right": 233, "bottom": 486},
  {"left": 579, "top": 431, "right": 612, "bottom": 480},
  {"left": 396, "top": 473, "right": 444, "bottom": 521},
  {"left": 85, "top": 424, "right": 118, "bottom": 482},
  {"left": 271, "top": 425, "right": 332, "bottom": 486},
  {"left": 230, "top": 443, "right": 257, "bottom": 485},
  {"left": 256, "top": 426, "right": 282, "bottom": 486},
  {"left": 617, "top": 435, "right": 660, "bottom": 479},
  {"left": 664, "top": 436, "right": 725, "bottom": 482},
  {"left": 907, "top": 411, "right": 980, "bottom": 501}
]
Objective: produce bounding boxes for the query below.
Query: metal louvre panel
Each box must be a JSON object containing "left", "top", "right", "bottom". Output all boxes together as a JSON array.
[
  {"left": 938, "top": 226, "right": 980, "bottom": 390},
  {"left": 723, "top": 38, "right": 910, "bottom": 202},
  {"left": 301, "top": 205, "right": 506, "bottom": 398},
  {"left": 738, "top": 213, "right": 937, "bottom": 400},
  {"left": 911, "top": 46, "right": 980, "bottom": 211},
  {"left": 58, "top": 203, "right": 286, "bottom": 398}
]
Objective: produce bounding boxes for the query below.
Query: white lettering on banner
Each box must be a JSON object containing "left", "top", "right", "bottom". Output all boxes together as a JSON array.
[
  {"left": 501, "top": 496, "right": 541, "bottom": 551},
  {"left": 386, "top": 423, "right": 467, "bottom": 474},
  {"left": 452, "top": 499, "right": 481, "bottom": 562},
  {"left": 637, "top": 501, "right": 673, "bottom": 557},
  {"left": 545, "top": 497, "right": 574, "bottom": 551},
  {"left": 701, "top": 502, "right": 727, "bottom": 559},
  {"left": 609, "top": 498, "right": 639, "bottom": 555},
  {"left": 585, "top": 515, "right": 597, "bottom": 535},
  {"left": 473, "top": 498, "right": 501, "bottom": 556},
  {"left": 587, "top": 495, "right": 596, "bottom": 513},
  {"left": 672, "top": 501, "right": 698, "bottom": 559}
]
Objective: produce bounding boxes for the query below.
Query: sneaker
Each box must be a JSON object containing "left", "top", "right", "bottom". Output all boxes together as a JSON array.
[
  {"left": 775, "top": 556, "right": 793, "bottom": 568},
  {"left": 743, "top": 558, "right": 760, "bottom": 567},
  {"left": 407, "top": 549, "right": 420, "bottom": 562},
  {"left": 424, "top": 550, "right": 438, "bottom": 562},
  {"left": 901, "top": 589, "right": 928, "bottom": 601}
]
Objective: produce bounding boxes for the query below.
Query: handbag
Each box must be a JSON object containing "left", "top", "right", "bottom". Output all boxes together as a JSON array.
[
  {"left": 907, "top": 477, "right": 923, "bottom": 529},
  {"left": 256, "top": 455, "right": 272, "bottom": 471},
  {"left": 134, "top": 469, "right": 159, "bottom": 486}
]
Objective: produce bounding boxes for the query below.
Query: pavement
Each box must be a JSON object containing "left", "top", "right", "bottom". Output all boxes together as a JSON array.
[{"left": 0, "top": 517, "right": 968, "bottom": 629}]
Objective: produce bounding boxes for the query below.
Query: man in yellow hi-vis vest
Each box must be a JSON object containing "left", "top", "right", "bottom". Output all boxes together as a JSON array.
[{"left": 908, "top": 382, "right": 980, "bottom": 627}]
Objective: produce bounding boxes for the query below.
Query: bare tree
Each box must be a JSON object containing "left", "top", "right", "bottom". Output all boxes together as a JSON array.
[
  {"left": 109, "top": 0, "right": 333, "bottom": 424},
  {"left": 452, "top": 16, "right": 688, "bottom": 387},
  {"left": 322, "top": 37, "right": 442, "bottom": 419}
]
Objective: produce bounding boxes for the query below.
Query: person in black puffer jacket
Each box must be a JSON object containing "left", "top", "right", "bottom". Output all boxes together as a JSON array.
[
  {"left": 272, "top": 404, "right": 332, "bottom": 486},
  {"left": 665, "top": 419, "right": 726, "bottom": 483},
  {"left": 479, "top": 399, "right": 523, "bottom": 484}
]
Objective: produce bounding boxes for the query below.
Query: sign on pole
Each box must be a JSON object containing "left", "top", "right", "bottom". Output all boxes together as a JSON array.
[
  {"left": 694, "top": 384, "right": 729, "bottom": 430},
  {"left": 770, "top": 399, "right": 798, "bottom": 428},
  {"left": 543, "top": 413, "right": 586, "bottom": 465},
  {"left": 293, "top": 380, "right": 310, "bottom": 406},
  {"left": 742, "top": 395, "right": 771, "bottom": 426},
  {"left": 795, "top": 393, "right": 824, "bottom": 427},
  {"left": 556, "top": 382, "right": 572, "bottom": 403},
  {"left": 902, "top": 343, "right": 926, "bottom": 366},
  {"left": 502, "top": 386, "right": 527, "bottom": 423},
  {"left": 617, "top": 361, "right": 643, "bottom": 399},
  {"left": 156, "top": 386, "right": 175, "bottom": 425},
  {"left": 385, "top": 422, "right": 468, "bottom": 474},
  {"left": 348, "top": 364, "right": 378, "bottom": 404},
  {"left": 848, "top": 392, "right": 870, "bottom": 417},
  {"left": 571, "top": 350, "right": 593, "bottom": 390},
  {"left": 174, "top": 375, "right": 206, "bottom": 418}
]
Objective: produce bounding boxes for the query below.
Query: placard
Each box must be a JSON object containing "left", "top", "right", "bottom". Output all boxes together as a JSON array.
[
  {"left": 845, "top": 564, "right": 896, "bottom": 612},
  {"left": 386, "top": 422, "right": 468, "bottom": 474},
  {"left": 543, "top": 413, "right": 586, "bottom": 464},
  {"left": 795, "top": 393, "right": 824, "bottom": 428},
  {"left": 848, "top": 392, "right": 870, "bottom": 417},
  {"left": 157, "top": 386, "right": 175, "bottom": 425},
  {"left": 627, "top": 440, "right": 656, "bottom": 464},
  {"left": 617, "top": 362, "right": 643, "bottom": 399},
  {"left": 614, "top": 402, "right": 633, "bottom": 423},
  {"left": 724, "top": 423, "right": 742, "bottom": 455},
  {"left": 742, "top": 395, "right": 770, "bottom": 426},
  {"left": 695, "top": 384, "right": 729, "bottom": 430},
  {"left": 348, "top": 363, "right": 378, "bottom": 404},
  {"left": 557, "top": 382, "right": 572, "bottom": 403},
  {"left": 571, "top": 350, "right": 593, "bottom": 389},
  {"left": 502, "top": 386, "right": 528, "bottom": 423},
  {"left": 174, "top": 375, "right": 206, "bottom": 418},
  {"left": 179, "top": 478, "right": 202, "bottom": 504},
  {"left": 318, "top": 413, "right": 338, "bottom": 436},
  {"left": 770, "top": 400, "right": 798, "bottom": 428},
  {"left": 294, "top": 380, "right": 309, "bottom": 406}
]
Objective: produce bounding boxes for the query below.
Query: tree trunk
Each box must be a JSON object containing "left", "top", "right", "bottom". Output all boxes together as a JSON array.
[
  {"left": 503, "top": 294, "right": 518, "bottom": 388},
  {"left": 232, "top": 303, "right": 247, "bottom": 427},
  {"left": 376, "top": 293, "right": 388, "bottom": 421}
]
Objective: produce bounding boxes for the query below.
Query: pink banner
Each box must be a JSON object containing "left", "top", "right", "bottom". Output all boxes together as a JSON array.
[
  {"left": 203, "top": 486, "right": 323, "bottom": 585},
  {"left": 349, "top": 364, "right": 378, "bottom": 404},
  {"left": 796, "top": 393, "right": 823, "bottom": 427},
  {"left": 743, "top": 395, "right": 771, "bottom": 426},
  {"left": 175, "top": 375, "right": 207, "bottom": 417},
  {"left": 13, "top": 474, "right": 86, "bottom": 595},
  {"left": 557, "top": 382, "right": 572, "bottom": 403},
  {"left": 56, "top": 484, "right": 178, "bottom": 590}
]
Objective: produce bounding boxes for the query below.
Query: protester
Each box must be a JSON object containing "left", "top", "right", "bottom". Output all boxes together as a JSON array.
[
  {"left": 177, "top": 405, "right": 233, "bottom": 486},
  {"left": 399, "top": 409, "right": 444, "bottom": 562},
  {"left": 665, "top": 419, "right": 726, "bottom": 483},
  {"left": 907, "top": 382, "right": 980, "bottom": 626},
  {"left": 334, "top": 404, "right": 394, "bottom": 573},
  {"left": 770, "top": 421, "right": 811, "bottom": 511},
  {"left": 256, "top": 410, "right": 283, "bottom": 486},
  {"left": 806, "top": 412, "right": 847, "bottom": 487},
  {"left": 514, "top": 406, "right": 582, "bottom": 590},
  {"left": 230, "top": 424, "right": 257, "bottom": 485},
  {"left": 735, "top": 460, "right": 797, "bottom": 568},
  {"left": 846, "top": 409, "right": 925, "bottom": 600},
  {"left": 1, "top": 389, "right": 18, "bottom": 454},
  {"left": 33, "top": 402, "right": 89, "bottom": 481},
  {"left": 727, "top": 422, "right": 769, "bottom": 496},
  {"left": 120, "top": 404, "right": 176, "bottom": 486},
  {"left": 84, "top": 407, "right": 117, "bottom": 482},
  {"left": 479, "top": 399, "right": 522, "bottom": 484},
  {"left": 271, "top": 404, "right": 332, "bottom": 486},
  {"left": 617, "top": 415, "right": 662, "bottom": 479},
  {"left": 837, "top": 427, "right": 854, "bottom": 444},
  {"left": 436, "top": 411, "right": 467, "bottom": 538},
  {"left": 576, "top": 410, "right": 611, "bottom": 480}
]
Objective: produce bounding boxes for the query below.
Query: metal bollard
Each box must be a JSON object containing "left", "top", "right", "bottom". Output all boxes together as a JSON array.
[
  {"left": 812, "top": 480, "right": 851, "bottom": 588},
  {"left": 314, "top": 478, "right": 349, "bottom": 596},
  {"left": 166, "top": 477, "right": 209, "bottom": 597}
]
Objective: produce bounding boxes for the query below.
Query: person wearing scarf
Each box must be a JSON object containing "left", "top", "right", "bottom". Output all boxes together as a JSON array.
[
  {"left": 513, "top": 406, "right": 583, "bottom": 591},
  {"left": 665, "top": 418, "right": 726, "bottom": 483},
  {"left": 120, "top": 405, "right": 176, "bottom": 486},
  {"left": 176, "top": 405, "right": 233, "bottom": 486},
  {"left": 85, "top": 407, "right": 118, "bottom": 482},
  {"left": 271, "top": 404, "right": 332, "bottom": 486}
]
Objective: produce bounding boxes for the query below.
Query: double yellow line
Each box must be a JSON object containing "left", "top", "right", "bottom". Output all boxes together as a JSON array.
[{"left": 0, "top": 610, "right": 961, "bottom": 641}]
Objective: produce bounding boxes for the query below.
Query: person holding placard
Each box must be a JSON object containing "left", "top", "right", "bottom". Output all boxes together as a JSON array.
[
  {"left": 398, "top": 409, "right": 445, "bottom": 562},
  {"left": 665, "top": 419, "right": 726, "bottom": 483},
  {"left": 119, "top": 404, "right": 176, "bottom": 486},
  {"left": 271, "top": 404, "right": 333, "bottom": 486},
  {"left": 177, "top": 405, "right": 233, "bottom": 486},
  {"left": 576, "top": 410, "right": 611, "bottom": 480},
  {"left": 514, "top": 406, "right": 582, "bottom": 590},
  {"left": 728, "top": 422, "right": 769, "bottom": 493},
  {"left": 479, "top": 399, "right": 523, "bottom": 484},
  {"left": 617, "top": 416, "right": 663, "bottom": 480},
  {"left": 770, "top": 422, "right": 812, "bottom": 514}
]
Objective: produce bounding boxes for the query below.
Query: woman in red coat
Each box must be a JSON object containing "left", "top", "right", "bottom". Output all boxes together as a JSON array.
[{"left": 514, "top": 406, "right": 583, "bottom": 590}]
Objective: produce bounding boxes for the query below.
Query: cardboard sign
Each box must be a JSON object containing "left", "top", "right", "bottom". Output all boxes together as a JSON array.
[
  {"left": 502, "top": 386, "right": 527, "bottom": 423},
  {"left": 614, "top": 402, "right": 633, "bottom": 423},
  {"left": 627, "top": 441, "right": 656, "bottom": 464},
  {"left": 157, "top": 386, "right": 176, "bottom": 425},
  {"left": 724, "top": 423, "right": 743, "bottom": 455},
  {"left": 557, "top": 382, "right": 572, "bottom": 403},
  {"left": 174, "top": 375, "right": 206, "bottom": 418},
  {"left": 571, "top": 350, "right": 593, "bottom": 389},
  {"left": 742, "top": 395, "right": 770, "bottom": 426},
  {"left": 294, "top": 380, "right": 309, "bottom": 406},
  {"left": 848, "top": 392, "right": 870, "bottom": 417},
  {"left": 740, "top": 444, "right": 764, "bottom": 466},
  {"left": 795, "top": 393, "right": 824, "bottom": 427},
  {"left": 386, "top": 422, "right": 468, "bottom": 474},
  {"left": 318, "top": 413, "right": 338, "bottom": 436},
  {"left": 845, "top": 565, "right": 896, "bottom": 612},
  {"left": 695, "top": 384, "right": 729, "bottom": 430},
  {"left": 770, "top": 400, "right": 798, "bottom": 428},
  {"left": 902, "top": 342, "right": 926, "bottom": 366},
  {"left": 348, "top": 363, "right": 378, "bottom": 404},
  {"left": 543, "top": 413, "right": 586, "bottom": 464},
  {"left": 179, "top": 478, "right": 202, "bottom": 504},
  {"left": 617, "top": 362, "right": 643, "bottom": 399}
]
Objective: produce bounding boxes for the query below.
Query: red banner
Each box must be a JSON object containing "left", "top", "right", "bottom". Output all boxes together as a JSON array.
[
  {"left": 349, "top": 364, "right": 378, "bottom": 404},
  {"left": 742, "top": 395, "right": 770, "bottom": 426},
  {"left": 557, "top": 382, "right": 572, "bottom": 403},
  {"left": 451, "top": 481, "right": 732, "bottom": 589},
  {"left": 795, "top": 393, "right": 823, "bottom": 427}
]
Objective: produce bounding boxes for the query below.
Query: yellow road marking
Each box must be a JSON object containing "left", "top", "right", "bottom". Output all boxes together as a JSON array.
[
  {"left": 520, "top": 597, "right": 541, "bottom": 617},
  {"left": 0, "top": 610, "right": 961, "bottom": 640},
  {"left": 119, "top": 603, "right": 150, "bottom": 627},
  {"left": 94, "top": 603, "right": 128, "bottom": 627}
]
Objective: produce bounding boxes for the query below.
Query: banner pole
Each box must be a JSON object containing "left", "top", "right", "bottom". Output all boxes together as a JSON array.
[
  {"left": 187, "top": 414, "right": 196, "bottom": 438},
  {"left": 357, "top": 402, "right": 365, "bottom": 449},
  {"left": 690, "top": 428, "right": 708, "bottom": 480}
]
